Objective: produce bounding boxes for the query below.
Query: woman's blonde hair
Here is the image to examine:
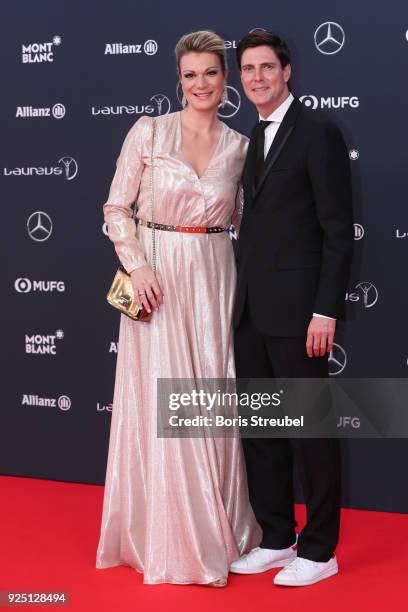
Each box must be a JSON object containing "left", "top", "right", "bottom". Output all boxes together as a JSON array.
[{"left": 175, "top": 30, "right": 227, "bottom": 74}]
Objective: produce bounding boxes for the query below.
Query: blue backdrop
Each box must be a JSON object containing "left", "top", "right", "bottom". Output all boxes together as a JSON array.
[{"left": 1, "top": 0, "right": 408, "bottom": 512}]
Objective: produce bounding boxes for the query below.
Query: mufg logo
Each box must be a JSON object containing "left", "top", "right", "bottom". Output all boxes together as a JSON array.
[{"left": 299, "top": 95, "right": 359, "bottom": 110}]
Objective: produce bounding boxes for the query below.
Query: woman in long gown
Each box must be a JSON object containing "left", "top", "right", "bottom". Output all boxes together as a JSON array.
[{"left": 96, "top": 30, "right": 261, "bottom": 586}]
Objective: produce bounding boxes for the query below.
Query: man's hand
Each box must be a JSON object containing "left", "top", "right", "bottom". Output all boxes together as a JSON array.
[{"left": 306, "top": 316, "right": 336, "bottom": 358}]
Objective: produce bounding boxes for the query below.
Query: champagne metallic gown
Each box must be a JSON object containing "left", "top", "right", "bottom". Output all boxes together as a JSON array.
[{"left": 96, "top": 112, "right": 261, "bottom": 585}]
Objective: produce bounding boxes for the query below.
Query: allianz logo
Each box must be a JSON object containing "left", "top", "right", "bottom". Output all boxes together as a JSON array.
[
  {"left": 105, "top": 40, "right": 158, "bottom": 55},
  {"left": 109, "top": 341, "right": 118, "bottom": 353},
  {"left": 22, "top": 394, "right": 71, "bottom": 410},
  {"left": 16, "top": 103, "right": 65, "bottom": 119},
  {"left": 300, "top": 95, "right": 359, "bottom": 109},
  {"left": 91, "top": 104, "right": 155, "bottom": 116}
]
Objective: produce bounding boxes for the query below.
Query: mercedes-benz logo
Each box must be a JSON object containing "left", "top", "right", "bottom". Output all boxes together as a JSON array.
[
  {"left": 328, "top": 342, "right": 347, "bottom": 376},
  {"left": 58, "top": 156, "right": 78, "bottom": 180},
  {"left": 150, "top": 93, "right": 171, "bottom": 115},
  {"left": 349, "top": 149, "right": 359, "bottom": 160},
  {"left": 27, "top": 211, "right": 53, "bottom": 242},
  {"left": 218, "top": 85, "right": 241, "bottom": 118},
  {"left": 176, "top": 84, "right": 241, "bottom": 118},
  {"left": 314, "top": 22, "right": 345, "bottom": 55}
]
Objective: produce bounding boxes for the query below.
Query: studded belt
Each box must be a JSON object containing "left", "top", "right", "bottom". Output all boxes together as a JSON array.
[{"left": 138, "top": 219, "right": 227, "bottom": 234}]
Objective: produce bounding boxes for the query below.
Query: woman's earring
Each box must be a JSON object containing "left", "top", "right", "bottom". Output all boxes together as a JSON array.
[
  {"left": 221, "top": 87, "right": 228, "bottom": 108},
  {"left": 181, "top": 94, "right": 187, "bottom": 108}
]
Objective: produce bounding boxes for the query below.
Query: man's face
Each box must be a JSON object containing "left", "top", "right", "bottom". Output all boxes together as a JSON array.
[{"left": 240, "top": 45, "right": 291, "bottom": 117}]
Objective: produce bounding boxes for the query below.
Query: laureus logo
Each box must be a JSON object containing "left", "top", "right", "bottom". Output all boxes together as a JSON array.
[
  {"left": 58, "top": 157, "right": 78, "bottom": 180},
  {"left": 345, "top": 282, "right": 379, "bottom": 308}
]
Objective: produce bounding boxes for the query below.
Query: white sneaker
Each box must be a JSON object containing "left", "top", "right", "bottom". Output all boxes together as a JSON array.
[
  {"left": 273, "top": 556, "right": 338, "bottom": 586},
  {"left": 230, "top": 543, "right": 297, "bottom": 575}
]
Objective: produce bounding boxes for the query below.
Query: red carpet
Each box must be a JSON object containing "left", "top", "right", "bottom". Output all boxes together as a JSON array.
[{"left": 1, "top": 475, "right": 407, "bottom": 611}]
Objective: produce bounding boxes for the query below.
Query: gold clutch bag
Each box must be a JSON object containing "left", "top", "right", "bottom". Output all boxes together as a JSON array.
[
  {"left": 106, "top": 118, "right": 157, "bottom": 322},
  {"left": 106, "top": 265, "right": 152, "bottom": 322}
]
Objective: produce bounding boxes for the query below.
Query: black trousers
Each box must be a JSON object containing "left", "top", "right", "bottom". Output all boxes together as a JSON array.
[{"left": 234, "top": 301, "right": 341, "bottom": 562}]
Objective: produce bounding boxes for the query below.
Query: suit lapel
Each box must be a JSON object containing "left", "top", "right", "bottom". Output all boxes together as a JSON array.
[
  {"left": 242, "top": 123, "right": 258, "bottom": 204},
  {"left": 253, "top": 98, "right": 302, "bottom": 200}
]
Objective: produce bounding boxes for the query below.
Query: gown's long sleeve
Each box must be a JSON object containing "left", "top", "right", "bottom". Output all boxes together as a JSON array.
[
  {"left": 231, "top": 183, "right": 244, "bottom": 237},
  {"left": 103, "top": 116, "right": 152, "bottom": 274}
]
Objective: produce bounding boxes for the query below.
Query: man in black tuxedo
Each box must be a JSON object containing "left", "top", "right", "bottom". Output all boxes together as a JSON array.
[{"left": 230, "top": 31, "right": 353, "bottom": 586}]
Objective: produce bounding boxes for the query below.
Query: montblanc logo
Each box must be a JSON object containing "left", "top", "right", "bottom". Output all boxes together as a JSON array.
[
  {"left": 345, "top": 281, "right": 379, "bottom": 309},
  {"left": 22, "top": 35, "right": 62, "bottom": 63},
  {"left": 14, "top": 278, "right": 65, "bottom": 293},
  {"left": 16, "top": 103, "right": 66, "bottom": 119},
  {"left": 22, "top": 394, "right": 71, "bottom": 410},
  {"left": 349, "top": 149, "right": 359, "bottom": 161},
  {"left": 4, "top": 156, "right": 78, "bottom": 180},
  {"left": 25, "top": 329, "right": 64, "bottom": 355},
  {"left": 105, "top": 40, "right": 158, "bottom": 56},
  {"left": 299, "top": 95, "right": 359, "bottom": 110},
  {"left": 27, "top": 212, "right": 53, "bottom": 242},
  {"left": 92, "top": 93, "right": 171, "bottom": 117}
]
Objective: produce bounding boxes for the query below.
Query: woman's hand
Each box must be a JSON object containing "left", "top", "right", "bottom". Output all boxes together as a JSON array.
[{"left": 130, "top": 265, "right": 164, "bottom": 313}]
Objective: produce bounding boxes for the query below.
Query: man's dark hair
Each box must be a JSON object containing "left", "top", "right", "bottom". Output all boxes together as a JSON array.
[{"left": 236, "top": 30, "right": 291, "bottom": 70}]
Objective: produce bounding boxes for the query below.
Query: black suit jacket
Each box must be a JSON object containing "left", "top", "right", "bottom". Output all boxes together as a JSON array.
[{"left": 233, "top": 98, "right": 354, "bottom": 337}]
